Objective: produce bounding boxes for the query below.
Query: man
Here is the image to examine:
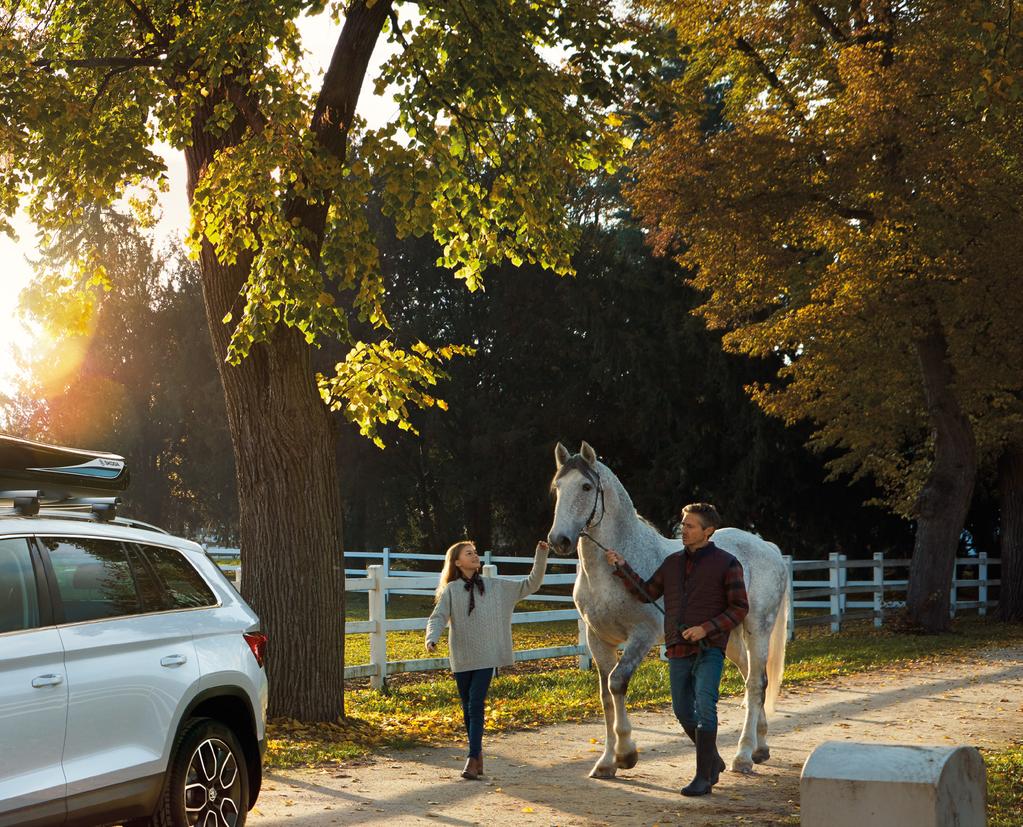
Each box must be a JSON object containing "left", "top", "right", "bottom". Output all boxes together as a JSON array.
[{"left": 605, "top": 503, "right": 749, "bottom": 797}]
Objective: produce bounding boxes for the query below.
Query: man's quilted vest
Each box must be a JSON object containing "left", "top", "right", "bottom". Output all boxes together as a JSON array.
[{"left": 661, "top": 543, "right": 735, "bottom": 649}]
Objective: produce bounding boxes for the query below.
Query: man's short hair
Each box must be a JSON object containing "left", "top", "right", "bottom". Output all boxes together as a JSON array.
[{"left": 682, "top": 502, "right": 721, "bottom": 530}]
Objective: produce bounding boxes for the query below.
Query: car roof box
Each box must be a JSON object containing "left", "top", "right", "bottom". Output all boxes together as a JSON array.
[{"left": 0, "top": 434, "right": 129, "bottom": 502}]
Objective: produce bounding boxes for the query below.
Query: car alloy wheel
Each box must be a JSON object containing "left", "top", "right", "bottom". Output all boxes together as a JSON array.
[{"left": 183, "top": 737, "right": 243, "bottom": 827}]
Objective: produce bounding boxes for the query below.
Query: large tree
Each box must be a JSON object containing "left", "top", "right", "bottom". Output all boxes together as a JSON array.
[
  {"left": 1, "top": 1, "right": 635, "bottom": 718},
  {"left": 628, "top": 1, "right": 1023, "bottom": 631}
]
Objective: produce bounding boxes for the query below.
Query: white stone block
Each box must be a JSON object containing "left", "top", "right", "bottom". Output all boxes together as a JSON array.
[{"left": 800, "top": 741, "right": 986, "bottom": 827}]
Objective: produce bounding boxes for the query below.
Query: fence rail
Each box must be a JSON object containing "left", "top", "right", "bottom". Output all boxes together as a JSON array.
[{"left": 207, "top": 547, "right": 1001, "bottom": 689}]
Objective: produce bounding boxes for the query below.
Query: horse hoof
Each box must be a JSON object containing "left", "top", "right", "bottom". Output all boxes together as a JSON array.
[
  {"left": 589, "top": 765, "right": 617, "bottom": 779},
  {"left": 615, "top": 750, "right": 639, "bottom": 770},
  {"left": 730, "top": 757, "right": 755, "bottom": 775},
  {"left": 752, "top": 748, "right": 770, "bottom": 764}
]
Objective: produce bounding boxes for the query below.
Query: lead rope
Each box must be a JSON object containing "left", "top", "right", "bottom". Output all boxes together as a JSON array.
[{"left": 579, "top": 528, "right": 669, "bottom": 621}]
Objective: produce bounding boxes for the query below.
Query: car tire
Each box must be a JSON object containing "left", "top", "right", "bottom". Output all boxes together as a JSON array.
[{"left": 150, "top": 716, "right": 249, "bottom": 827}]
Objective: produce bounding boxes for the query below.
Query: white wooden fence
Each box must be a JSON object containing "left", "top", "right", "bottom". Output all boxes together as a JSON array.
[{"left": 207, "top": 548, "right": 1001, "bottom": 689}]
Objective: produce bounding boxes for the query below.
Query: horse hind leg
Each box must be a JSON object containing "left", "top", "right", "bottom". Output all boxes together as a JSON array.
[{"left": 585, "top": 631, "right": 623, "bottom": 779}]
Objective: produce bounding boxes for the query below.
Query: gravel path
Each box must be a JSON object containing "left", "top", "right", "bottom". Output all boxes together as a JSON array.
[{"left": 249, "top": 645, "right": 1023, "bottom": 826}]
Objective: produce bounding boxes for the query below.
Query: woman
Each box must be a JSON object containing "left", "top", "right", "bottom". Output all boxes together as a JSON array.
[{"left": 425, "top": 539, "right": 549, "bottom": 779}]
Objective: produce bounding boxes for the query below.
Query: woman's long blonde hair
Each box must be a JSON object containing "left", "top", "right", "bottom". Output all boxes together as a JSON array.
[{"left": 435, "top": 540, "right": 476, "bottom": 603}]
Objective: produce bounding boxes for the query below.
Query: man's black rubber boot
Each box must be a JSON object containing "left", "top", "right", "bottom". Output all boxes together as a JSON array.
[
  {"left": 682, "top": 724, "right": 724, "bottom": 785},
  {"left": 681, "top": 729, "right": 717, "bottom": 796}
]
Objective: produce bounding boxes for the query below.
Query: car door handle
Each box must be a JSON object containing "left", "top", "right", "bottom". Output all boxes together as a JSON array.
[
  {"left": 160, "top": 654, "right": 188, "bottom": 668},
  {"left": 31, "top": 674, "right": 64, "bottom": 688}
]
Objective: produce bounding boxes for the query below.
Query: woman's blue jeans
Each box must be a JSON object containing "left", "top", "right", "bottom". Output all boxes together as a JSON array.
[
  {"left": 453, "top": 667, "right": 494, "bottom": 758},
  {"left": 669, "top": 646, "right": 725, "bottom": 731}
]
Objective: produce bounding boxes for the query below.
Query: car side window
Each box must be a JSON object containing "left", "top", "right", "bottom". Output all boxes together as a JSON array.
[
  {"left": 40, "top": 536, "right": 142, "bottom": 623},
  {"left": 0, "top": 538, "right": 41, "bottom": 633},
  {"left": 139, "top": 545, "right": 217, "bottom": 609}
]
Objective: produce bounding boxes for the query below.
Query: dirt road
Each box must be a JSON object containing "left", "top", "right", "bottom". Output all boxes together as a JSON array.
[{"left": 249, "top": 646, "right": 1023, "bottom": 826}]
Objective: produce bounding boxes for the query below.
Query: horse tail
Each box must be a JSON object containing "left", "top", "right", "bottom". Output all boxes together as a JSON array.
[{"left": 764, "top": 585, "right": 788, "bottom": 715}]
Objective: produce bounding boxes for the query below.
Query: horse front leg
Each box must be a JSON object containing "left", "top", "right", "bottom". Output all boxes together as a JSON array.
[
  {"left": 606, "top": 626, "right": 660, "bottom": 772},
  {"left": 732, "top": 629, "right": 770, "bottom": 774},
  {"left": 586, "top": 630, "right": 622, "bottom": 779}
]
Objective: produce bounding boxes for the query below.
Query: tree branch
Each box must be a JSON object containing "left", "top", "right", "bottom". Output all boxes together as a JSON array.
[
  {"left": 801, "top": 0, "right": 849, "bottom": 42},
  {"left": 733, "top": 36, "right": 804, "bottom": 119},
  {"left": 120, "top": 0, "right": 169, "bottom": 48},
  {"left": 283, "top": 0, "right": 392, "bottom": 250},
  {"left": 32, "top": 55, "right": 163, "bottom": 70}
]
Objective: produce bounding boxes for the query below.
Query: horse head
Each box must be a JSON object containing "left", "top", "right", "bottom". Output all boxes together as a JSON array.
[{"left": 547, "top": 440, "right": 603, "bottom": 556}]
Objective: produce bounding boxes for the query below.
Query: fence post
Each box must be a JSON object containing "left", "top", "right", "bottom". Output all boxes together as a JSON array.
[
  {"left": 482, "top": 562, "right": 497, "bottom": 579},
  {"left": 382, "top": 547, "right": 391, "bottom": 607},
  {"left": 783, "top": 555, "right": 795, "bottom": 641},
  {"left": 838, "top": 553, "right": 848, "bottom": 617},
  {"left": 950, "top": 557, "right": 958, "bottom": 618},
  {"left": 872, "top": 552, "right": 884, "bottom": 628},
  {"left": 577, "top": 618, "right": 592, "bottom": 670},
  {"left": 978, "top": 552, "right": 988, "bottom": 617},
  {"left": 367, "top": 565, "right": 387, "bottom": 690},
  {"left": 484, "top": 549, "right": 493, "bottom": 568},
  {"left": 829, "top": 552, "right": 841, "bottom": 632}
]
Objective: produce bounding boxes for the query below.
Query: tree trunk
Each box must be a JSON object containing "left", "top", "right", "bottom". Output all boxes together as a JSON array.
[
  {"left": 175, "top": 0, "right": 391, "bottom": 721},
  {"left": 998, "top": 443, "right": 1023, "bottom": 622},
  {"left": 904, "top": 321, "right": 978, "bottom": 632},
  {"left": 185, "top": 135, "right": 346, "bottom": 723}
]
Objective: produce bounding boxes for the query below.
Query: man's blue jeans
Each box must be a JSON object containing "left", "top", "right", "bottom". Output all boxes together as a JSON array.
[
  {"left": 453, "top": 667, "right": 494, "bottom": 758},
  {"left": 669, "top": 646, "right": 725, "bottom": 731}
]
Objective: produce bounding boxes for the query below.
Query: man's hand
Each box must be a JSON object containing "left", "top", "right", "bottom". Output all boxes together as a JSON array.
[
  {"left": 605, "top": 549, "right": 624, "bottom": 567},
  {"left": 681, "top": 625, "right": 707, "bottom": 642},
  {"left": 425, "top": 641, "right": 437, "bottom": 653}
]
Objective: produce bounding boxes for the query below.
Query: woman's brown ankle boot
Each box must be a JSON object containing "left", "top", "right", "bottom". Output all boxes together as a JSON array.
[{"left": 461, "top": 757, "right": 479, "bottom": 780}]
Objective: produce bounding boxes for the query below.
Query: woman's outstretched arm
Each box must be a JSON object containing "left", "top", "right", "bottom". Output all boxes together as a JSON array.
[{"left": 514, "top": 540, "right": 550, "bottom": 600}]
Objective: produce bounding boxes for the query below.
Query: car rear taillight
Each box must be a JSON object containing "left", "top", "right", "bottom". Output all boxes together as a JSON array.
[{"left": 243, "top": 631, "right": 268, "bottom": 668}]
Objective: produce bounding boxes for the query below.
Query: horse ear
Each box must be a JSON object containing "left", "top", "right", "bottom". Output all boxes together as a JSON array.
[
  {"left": 580, "top": 441, "right": 597, "bottom": 466},
  {"left": 555, "top": 442, "right": 570, "bottom": 469}
]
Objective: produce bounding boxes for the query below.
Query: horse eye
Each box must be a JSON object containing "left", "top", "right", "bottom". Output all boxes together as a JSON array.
[{"left": 582, "top": 483, "right": 593, "bottom": 492}]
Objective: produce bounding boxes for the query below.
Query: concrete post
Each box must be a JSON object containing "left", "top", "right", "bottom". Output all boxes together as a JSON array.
[{"left": 801, "top": 741, "right": 985, "bottom": 827}]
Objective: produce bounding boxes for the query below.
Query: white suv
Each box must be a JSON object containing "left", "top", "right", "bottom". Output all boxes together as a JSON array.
[{"left": 0, "top": 437, "right": 267, "bottom": 827}]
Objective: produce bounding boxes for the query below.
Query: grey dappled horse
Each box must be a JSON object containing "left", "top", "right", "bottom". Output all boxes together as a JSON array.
[{"left": 547, "top": 442, "right": 789, "bottom": 778}]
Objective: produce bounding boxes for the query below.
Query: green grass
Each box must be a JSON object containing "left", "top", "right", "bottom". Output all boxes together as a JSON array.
[
  {"left": 265, "top": 615, "right": 1023, "bottom": 774},
  {"left": 986, "top": 741, "right": 1023, "bottom": 827}
]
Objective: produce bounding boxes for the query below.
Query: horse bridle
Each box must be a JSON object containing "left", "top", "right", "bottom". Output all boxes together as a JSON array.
[
  {"left": 575, "top": 467, "right": 674, "bottom": 628},
  {"left": 581, "top": 466, "right": 605, "bottom": 531}
]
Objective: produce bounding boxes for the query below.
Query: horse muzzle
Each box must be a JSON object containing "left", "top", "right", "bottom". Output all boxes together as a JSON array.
[{"left": 547, "top": 531, "right": 577, "bottom": 556}]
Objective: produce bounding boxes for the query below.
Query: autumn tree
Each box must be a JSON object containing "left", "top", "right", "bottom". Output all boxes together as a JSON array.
[
  {"left": 628, "top": 1, "right": 1023, "bottom": 631},
  {"left": 1, "top": 0, "right": 636, "bottom": 718}
]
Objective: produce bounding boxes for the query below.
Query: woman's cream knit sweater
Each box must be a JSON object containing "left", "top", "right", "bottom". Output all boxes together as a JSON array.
[{"left": 425, "top": 546, "right": 548, "bottom": 673}]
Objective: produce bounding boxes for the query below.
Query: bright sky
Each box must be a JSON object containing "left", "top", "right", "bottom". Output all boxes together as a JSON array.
[{"left": 0, "top": 11, "right": 400, "bottom": 402}]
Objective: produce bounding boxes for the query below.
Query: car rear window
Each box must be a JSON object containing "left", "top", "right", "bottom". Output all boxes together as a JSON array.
[
  {"left": 40, "top": 536, "right": 142, "bottom": 623},
  {"left": 138, "top": 544, "right": 217, "bottom": 609},
  {"left": 0, "top": 538, "right": 40, "bottom": 633}
]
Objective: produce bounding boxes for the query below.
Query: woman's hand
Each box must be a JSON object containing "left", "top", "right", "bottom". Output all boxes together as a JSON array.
[
  {"left": 425, "top": 641, "right": 437, "bottom": 653},
  {"left": 605, "top": 549, "right": 624, "bottom": 567},
  {"left": 536, "top": 540, "right": 550, "bottom": 554}
]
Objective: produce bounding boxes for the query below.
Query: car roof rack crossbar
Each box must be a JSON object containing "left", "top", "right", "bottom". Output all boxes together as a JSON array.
[{"left": 0, "top": 490, "right": 42, "bottom": 516}]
